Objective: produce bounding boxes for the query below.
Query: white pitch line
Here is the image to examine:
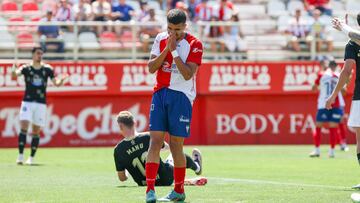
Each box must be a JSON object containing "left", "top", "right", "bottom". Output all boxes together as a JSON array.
[{"left": 208, "top": 177, "right": 348, "bottom": 189}]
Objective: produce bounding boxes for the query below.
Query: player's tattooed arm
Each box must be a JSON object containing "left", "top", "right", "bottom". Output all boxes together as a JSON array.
[{"left": 332, "top": 15, "right": 360, "bottom": 40}]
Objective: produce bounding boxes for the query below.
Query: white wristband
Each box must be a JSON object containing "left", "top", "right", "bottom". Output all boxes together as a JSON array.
[
  {"left": 342, "top": 24, "right": 354, "bottom": 37},
  {"left": 171, "top": 50, "right": 179, "bottom": 58}
]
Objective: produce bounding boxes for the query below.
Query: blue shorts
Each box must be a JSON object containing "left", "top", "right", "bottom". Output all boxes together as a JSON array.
[
  {"left": 149, "top": 88, "right": 192, "bottom": 137},
  {"left": 316, "top": 108, "right": 344, "bottom": 123}
]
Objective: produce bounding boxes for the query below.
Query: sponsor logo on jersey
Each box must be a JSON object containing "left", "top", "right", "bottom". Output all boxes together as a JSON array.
[
  {"left": 283, "top": 64, "right": 320, "bottom": 91},
  {"left": 209, "top": 65, "right": 271, "bottom": 91},
  {"left": 192, "top": 48, "right": 203, "bottom": 53},
  {"left": 120, "top": 65, "right": 155, "bottom": 92}
]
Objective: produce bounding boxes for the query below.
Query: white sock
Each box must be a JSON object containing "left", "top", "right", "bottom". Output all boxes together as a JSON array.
[
  {"left": 315, "top": 147, "right": 320, "bottom": 154},
  {"left": 195, "top": 162, "right": 200, "bottom": 173},
  {"left": 18, "top": 154, "right": 23, "bottom": 159}
]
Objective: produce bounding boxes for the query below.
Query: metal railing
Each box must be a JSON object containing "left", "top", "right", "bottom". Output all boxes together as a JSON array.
[{"left": 0, "top": 20, "right": 348, "bottom": 61}]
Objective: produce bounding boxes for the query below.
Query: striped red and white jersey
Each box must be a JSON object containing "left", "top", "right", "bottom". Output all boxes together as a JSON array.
[
  {"left": 315, "top": 68, "right": 342, "bottom": 109},
  {"left": 150, "top": 32, "right": 203, "bottom": 102}
]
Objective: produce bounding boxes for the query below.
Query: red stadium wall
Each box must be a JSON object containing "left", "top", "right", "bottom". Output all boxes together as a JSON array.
[{"left": 0, "top": 61, "right": 356, "bottom": 147}]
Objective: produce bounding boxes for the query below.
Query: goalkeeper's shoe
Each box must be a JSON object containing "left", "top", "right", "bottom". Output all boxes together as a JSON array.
[
  {"left": 16, "top": 154, "right": 24, "bottom": 165},
  {"left": 192, "top": 148, "right": 202, "bottom": 175},
  {"left": 158, "top": 190, "right": 185, "bottom": 202},
  {"left": 146, "top": 190, "right": 156, "bottom": 203}
]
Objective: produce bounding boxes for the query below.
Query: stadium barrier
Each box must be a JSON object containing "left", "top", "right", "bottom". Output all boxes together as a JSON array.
[{"left": 0, "top": 61, "right": 356, "bottom": 147}]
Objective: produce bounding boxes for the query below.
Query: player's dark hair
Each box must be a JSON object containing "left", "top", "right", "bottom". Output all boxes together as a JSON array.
[
  {"left": 117, "top": 111, "right": 135, "bottom": 128},
  {"left": 31, "top": 47, "right": 43, "bottom": 54},
  {"left": 328, "top": 61, "right": 337, "bottom": 69},
  {"left": 167, "top": 9, "right": 186, "bottom": 24},
  {"left": 357, "top": 13, "right": 360, "bottom": 26}
]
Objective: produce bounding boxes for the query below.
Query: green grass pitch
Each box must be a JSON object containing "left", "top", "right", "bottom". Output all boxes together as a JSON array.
[{"left": 0, "top": 146, "right": 359, "bottom": 202}]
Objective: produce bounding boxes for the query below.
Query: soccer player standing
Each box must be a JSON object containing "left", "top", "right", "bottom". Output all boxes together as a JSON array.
[
  {"left": 12, "top": 47, "right": 68, "bottom": 165},
  {"left": 145, "top": 9, "right": 203, "bottom": 203},
  {"left": 310, "top": 60, "right": 343, "bottom": 158},
  {"left": 327, "top": 14, "right": 360, "bottom": 162}
]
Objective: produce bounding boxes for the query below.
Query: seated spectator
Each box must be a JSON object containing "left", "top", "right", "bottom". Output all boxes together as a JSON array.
[
  {"left": 92, "top": 0, "right": 111, "bottom": 34},
  {"left": 308, "top": 9, "right": 333, "bottom": 52},
  {"left": 55, "top": 0, "right": 74, "bottom": 31},
  {"left": 110, "top": 0, "right": 134, "bottom": 22},
  {"left": 305, "top": 0, "right": 332, "bottom": 16},
  {"left": 285, "top": 9, "right": 311, "bottom": 52},
  {"left": 187, "top": 0, "right": 201, "bottom": 21},
  {"left": 195, "top": 0, "right": 213, "bottom": 22},
  {"left": 137, "top": 0, "right": 149, "bottom": 22},
  {"left": 73, "top": 0, "right": 93, "bottom": 32},
  {"left": 110, "top": 0, "right": 135, "bottom": 35},
  {"left": 140, "top": 8, "right": 161, "bottom": 52},
  {"left": 38, "top": 11, "right": 65, "bottom": 54},
  {"left": 222, "top": 13, "right": 247, "bottom": 52},
  {"left": 204, "top": 16, "right": 225, "bottom": 54},
  {"left": 216, "top": 0, "right": 233, "bottom": 21}
]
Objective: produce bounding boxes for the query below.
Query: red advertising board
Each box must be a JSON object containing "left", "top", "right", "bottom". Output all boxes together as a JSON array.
[{"left": 0, "top": 61, "right": 356, "bottom": 147}]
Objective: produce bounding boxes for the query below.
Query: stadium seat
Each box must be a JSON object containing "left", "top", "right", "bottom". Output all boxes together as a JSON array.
[
  {"left": 330, "top": 0, "right": 345, "bottom": 16},
  {"left": 17, "top": 31, "right": 36, "bottom": 49},
  {"left": 126, "top": 0, "right": 140, "bottom": 11},
  {"left": 267, "top": 0, "right": 288, "bottom": 17},
  {"left": 287, "top": 0, "right": 305, "bottom": 15},
  {"left": 0, "top": 17, "right": 8, "bottom": 34},
  {"left": 63, "top": 32, "right": 76, "bottom": 50},
  {"left": 0, "top": 31, "right": 15, "bottom": 50},
  {"left": 235, "top": 4, "right": 266, "bottom": 19},
  {"left": 148, "top": 0, "right": 161, "bottom": 10},
  {"left": 277, "top": 14, "right": 290, "bottom": 32},
  {"left": 346, "top": 0, "right": 360, "bottom": 15},
  {"left": 120, "top": 31, "right": 141, "bottom": 49},
  {"left": 240, "top": 19, "right": 277, "bottom": 35},
  {"left": 1, "top": 0, "right": 18, "bottom": 12},
  {"left": 22, "top": 0, "right": 39, "bottom": 11},
  {"left": 79, "top": 32, "right": 100, "bottom": 49},
  {"left": 8, "top": 16, "right": 25, "bottom": 32},
  {"left": 99, "top": 31, "right": 121, "bottom": 49}
]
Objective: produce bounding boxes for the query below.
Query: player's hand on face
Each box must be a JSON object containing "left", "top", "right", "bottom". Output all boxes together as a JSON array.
[
  {"left": 325, "top": 95, "right": 335, "bottom": 110},
  {"left": 168, "top": 32, "right": 177, "bottom": 51}
]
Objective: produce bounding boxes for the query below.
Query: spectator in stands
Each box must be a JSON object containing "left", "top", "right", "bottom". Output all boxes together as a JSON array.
[
  {"left": 308, "top": 9, "right": 333, "bottom": 52},
  {"left": 55, "top": 0, "right": 74, "bottom": 31},
  {"left": 305, "top": 0, "right": 332, "bottom": 16},
  {"left": 73, "top": 0, "right": 93, "bottom": 32},
  {"left": 38, "top": 11, "right": 65, "bottom": 54},
  {"left": 217, "top": 0, "right": 233, "bottom": 21},
  {"left": 187, "top": 0, "right": 201, "bottom": 22},
  {"left": 222, "top": 13, "right": 247, "bottom": 53},
  {"left": 286, "top": 9, "right": 311, "bottom": 52},
  {"left": 110, "top": 0, "right": 135, "bottom": 36},
  {"left": 42, "top": 0, "right": 57, "bottom": 15},
  {"left": 73, "top": 0, "right": 93, "bottom": 21},
  {"left": 204, "top": 15, "right": 225, "bottom": 54},
  {"left": 137, "top": 0, "right": 149, "bottom": 22},
  {"left": 140, "top": 8, "right": 161, "bottom": 52},
  {"left": 110, "top": 0, "right": 135, "bottom": 22},
  {"left": 92, "top": 0, "right": 111, "bottom": 34},
  {"left": 194, "top": 0, "right": 213, "bottom": 22}
]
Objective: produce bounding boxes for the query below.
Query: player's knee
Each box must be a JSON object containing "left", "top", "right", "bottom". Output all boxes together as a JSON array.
[{"left": 149, "top": 139, "right": 163, "bottom": 151}]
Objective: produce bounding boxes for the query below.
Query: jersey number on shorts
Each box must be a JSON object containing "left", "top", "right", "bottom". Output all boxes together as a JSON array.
[{"left": 132, "top": 151, "right": 148, "bottom": 176}]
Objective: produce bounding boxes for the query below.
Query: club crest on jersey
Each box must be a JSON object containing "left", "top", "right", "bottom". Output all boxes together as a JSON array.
[
  {"left": 32, "top": 75, "right": 43, "bottom": 87},
  {"left": 22, "top": 106, "right": 27, "bottom": 112}
]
